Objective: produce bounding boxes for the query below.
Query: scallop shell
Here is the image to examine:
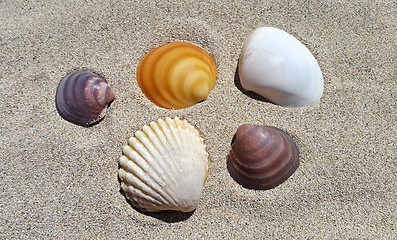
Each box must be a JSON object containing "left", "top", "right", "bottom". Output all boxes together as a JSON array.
[
  {"left": 227, "top": 124, "right": 299, "bottom": 190},
  {"left": 119, "top": 117, "right": 209, "bottom": 212},
  {"left": 239, "top": 27, "right": 324, "bottom": 107},
  {"left": 137, "top": 42, "right": 217, "bottom": 109},
  {"left": 55, "top": 70, "right": 115, "bottom": 126}
]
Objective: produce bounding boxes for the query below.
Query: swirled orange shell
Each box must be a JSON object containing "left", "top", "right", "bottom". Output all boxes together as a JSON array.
[{"left": 137, "top": 42, "right": 217, "bottom": 109}]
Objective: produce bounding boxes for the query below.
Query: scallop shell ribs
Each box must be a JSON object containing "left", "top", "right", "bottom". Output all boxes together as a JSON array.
[
  {"left": 227, "top": 124, "right": 299, "bottom": 190},
  {"left": 137, "top": 42, "right": 217, "bottom": 109},
  {"left": 119, "top": 117, "right": 209, "bottom": 212}
]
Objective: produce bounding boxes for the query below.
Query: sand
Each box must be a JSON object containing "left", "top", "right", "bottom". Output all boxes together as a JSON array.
[{"left": 0, "top": 0, "right": 395, "bottom": 239}]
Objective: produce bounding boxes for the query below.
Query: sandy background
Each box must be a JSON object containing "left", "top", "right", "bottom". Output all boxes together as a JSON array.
[{"left": 0, "top": 0, "right": 396, "bottom": 239}]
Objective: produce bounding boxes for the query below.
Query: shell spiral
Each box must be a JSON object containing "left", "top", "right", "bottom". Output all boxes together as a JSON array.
[
  {"left": 227, "top": 124, "right": 299, "bottom": 190},
  {"left": 137, "top": 42, "right": 217, "bottom": 109},
  {"left": 119, "top": 117, "right": 209, "bottom": 212},
  {"left": 55, "top": 70, "right": 115, "bottom": 126}
]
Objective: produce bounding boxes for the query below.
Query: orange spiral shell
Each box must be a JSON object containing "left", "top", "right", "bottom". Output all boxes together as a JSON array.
[{"left": 137, "top": 42, "right": 217, "bottom": 109}]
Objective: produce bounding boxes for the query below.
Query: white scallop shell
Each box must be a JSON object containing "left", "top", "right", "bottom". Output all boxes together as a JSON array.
[
  {"left": 119, "top": 117, "right": 209, "bottom": 212},
  {"left": 239, "top": 27, "right": 324, "bottom": 107}
]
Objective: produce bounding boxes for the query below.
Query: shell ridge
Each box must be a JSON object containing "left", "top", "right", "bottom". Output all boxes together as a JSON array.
[
  {"left": 122, "top": 171, "right": 170, "bottom": 207},
  {"left": 188, "top": 126, "right": 207, "bottom": 177},
  {"left": 170, "top": 118, "right": 206, "bottom": 207},
  {"left": 126, "top": 138, "right": 181, "bottom": 207},
  {"left": 152, "top": 119, "right": 184, "bottom": 204},
  {"left": 134, "top": 131, "right": 168, "bottom": 177},
  {"left": 168, "top": 120, "right": 193, "bottom": 198},
  {"left": 119, "top": 168, "right": 167, "bottom": 206},
  {"left": 161, "top": 118, "right": 182, "bottom": 162},
  {"left": 163, "top": 118, "right": 202, "bottom": 208},
  {"left": 122, "top": 145, "right": 174, "bottom": 206},
  {"left": 120, "top": 153, "right": 169, "bottom": 203},
  {"left": 156, "top": 119, "right": 179, "bottom": 173},
  {"left": 124, "top": 182, "right": 168, "bottom": 210},
  {"left": 167, "top": 117, "right": 187, "bottom": 160},
  {"left": 188, "top": 121, "right": 209, "bottom": 178},
  {"left": 139, "top": 126, "right": 182, "bottom": 207},
  {"left": 163, "top": 118, "right": 190, "bottom": 197},
  {"left": 119, "top": 117, "right": 209, "bottom": 212},
  {"left": 149, "top": 121, "right": 178, "bottom": 173},
  {"left": 163, "top": 117, "right": 205, "bottom": 210},
  {"left": 231, "top": 147, "right": 290, "bottom": 181},
  {"left": 189, "top": 128, "right": 207, "bottom": 177},
  {"left": 142, "top": 125, "right": 173, "bottom": 179}
]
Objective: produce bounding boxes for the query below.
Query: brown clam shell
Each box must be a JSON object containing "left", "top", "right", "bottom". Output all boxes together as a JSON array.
[
  {"left": 55, "top": 71, "right": 115, "bottom": 126},
  {"left": 227, "top": 124, "right": 299, "bottom": 190}
]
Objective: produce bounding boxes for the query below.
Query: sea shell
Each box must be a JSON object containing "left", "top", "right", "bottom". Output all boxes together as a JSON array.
[
  {"left": 137, "top": 42, "right": 217, "bottom": 109},
  {"left": 119, "top": 117, "right": 209, "bottom": 212},
  {"left": 238, "top": 27, "right": 324, "bottom": 107},
  {"left": 227, "top": 124, "right": 299, "bottom": 190},
  {"left": 55, "top": 70, "right": 115, "bottom": 126}
]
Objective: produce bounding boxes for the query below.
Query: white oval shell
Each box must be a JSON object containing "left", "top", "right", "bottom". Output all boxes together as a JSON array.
[
  {"left": 239, "top": 27, "right": 324, "bottom": 107},
  {"left": 119, "top": 117, "right": 209, "bottom": 212}
]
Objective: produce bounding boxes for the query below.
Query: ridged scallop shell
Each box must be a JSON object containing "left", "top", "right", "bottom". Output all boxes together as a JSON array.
[
  {"left": 137, "top": 42, "right": 217, "bottom": 109},
  {"left": 227, "top": 124, "right": 299, "bottom": 190},
  {"left": 119, "top": 117, "right": 209, "bottom": 212},
  {"left": 55, "top": 70, "right": 115, "bottom": 126},
  {"left": 239, "top": 27, "right": 324, "bottom": 107}
]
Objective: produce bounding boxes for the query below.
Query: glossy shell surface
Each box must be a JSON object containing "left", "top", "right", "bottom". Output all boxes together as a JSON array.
[
  {"left": 137, "top": 42, "right": 217, "bottom": 109},
  {"left": 119, "top": 117, "right": 209, "bottom": 212},
  {"left": 55, "top": 70, "right": 115, "bottom": 126},
  {"left": 227, "top": 124, "right": 299, "bottom": 190},
  {"left": 239, "top": 27, "right": 323, "bottom": 107}
]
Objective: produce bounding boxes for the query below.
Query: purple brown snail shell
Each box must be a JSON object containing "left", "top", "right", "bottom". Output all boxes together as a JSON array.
[
  {"left": 227, "top": 124, "right": 299, "bottom": 190},
  {"left": 55, "top": 70, "right": 115, "bottom": 126}
]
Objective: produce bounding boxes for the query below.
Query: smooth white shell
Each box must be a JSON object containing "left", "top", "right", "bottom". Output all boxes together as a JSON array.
[
  {"left": 119, "top": 117, "right": 209, "bottom": 212},
  {"left": 239, "top": 27, "right": 324, "bottom": 107}
]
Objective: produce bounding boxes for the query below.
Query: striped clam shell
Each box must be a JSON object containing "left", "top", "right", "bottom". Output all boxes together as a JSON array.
[
  {"left": 55, "top": 71, "right": 115, "bottom": 126},
  {"left": 137, "top": 42, "right": 217, "bottom": 109},
  {"left": 227, "top": 124, "right": 299, "bottom": 190}
]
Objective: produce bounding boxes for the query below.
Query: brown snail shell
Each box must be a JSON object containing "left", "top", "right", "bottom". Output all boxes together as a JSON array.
[
  {"left": 55, "top": 70, "right": 115, "bottom": 126},
  {"left": 227, "top": 124, "right": 299, "bottom": 190}
]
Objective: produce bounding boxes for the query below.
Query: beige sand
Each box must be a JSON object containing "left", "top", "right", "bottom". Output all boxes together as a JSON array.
[{"left": 0, "top": 1, "right": 395, "bottom": 239}]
